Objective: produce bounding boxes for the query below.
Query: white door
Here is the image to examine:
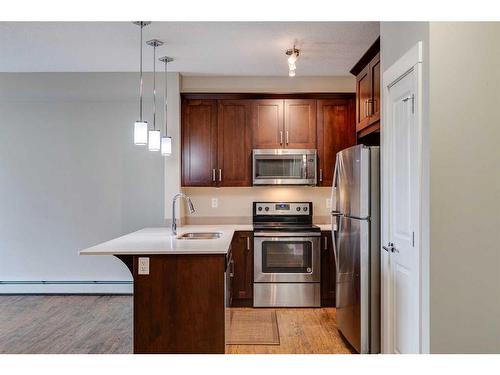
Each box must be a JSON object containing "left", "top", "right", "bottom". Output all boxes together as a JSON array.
[{"left": 382, "top": 64, "right": 421, "bottom": 353}]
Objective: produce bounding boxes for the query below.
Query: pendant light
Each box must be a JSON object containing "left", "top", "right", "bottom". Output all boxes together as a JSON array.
[
  {"left": 159, "top": 56, "right": 174, "bottom": 156},
  {"left": 132, "top": 21, "right": 151, "bottom": 145},
  {"left": 146, "top": 39, "right": 164, "bottom": 152}
]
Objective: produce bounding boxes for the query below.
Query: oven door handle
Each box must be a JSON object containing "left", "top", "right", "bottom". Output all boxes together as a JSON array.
[{"left": 254, "top": 232, "right": 321, "bottom": 237}]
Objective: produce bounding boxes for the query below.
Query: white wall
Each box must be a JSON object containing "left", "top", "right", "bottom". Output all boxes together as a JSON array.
[
  {"left": 0, "top": 72, "right": 177, "bottom": 293},
  {"left": 181, "top": 75, "right": 355, "bottom": 93},
  {"left": 428, "top": 22, "right": 500, "bottom": 353}
]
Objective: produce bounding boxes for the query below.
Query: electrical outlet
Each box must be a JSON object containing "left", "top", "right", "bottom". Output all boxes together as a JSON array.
[
  {"left": 211, "top": 198, "right": 218, "bottom": 208},
  {"left": 326, "top": 198, "right": 332, "bottom": 209},
  {"left": 138, "top": 257, "right": 150, "bottom": 275}
]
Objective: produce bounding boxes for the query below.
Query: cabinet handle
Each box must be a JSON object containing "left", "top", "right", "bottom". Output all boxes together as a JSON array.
[
  {"left": 319, "top": 169, "right": 323, "bottom": 182},
  {"left": 280, "top": 131, "right": 283, "bottom": 145},
  {"left": 229, "top": 259, "right": 234, "bottom": 277},
  {"left": 323, "top": 236, "right": 328, "bottom": 251},
  {"left": 365, "top": 99, "right": 369, "bottom": 117},
  {"left": 218, "top": 169, "right": 222, "bottom": 182},
  {"left": 212, "top": 169, "right": 216, "bottom": 182},
  {"left": 286, "top": 131, "right": 289, "bottom": 145},
  {"left": 246, "top": 236, "right": 251, "bottom": 251}
]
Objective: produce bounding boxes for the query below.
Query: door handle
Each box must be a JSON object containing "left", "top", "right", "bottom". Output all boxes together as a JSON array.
[
  {"left": 218, "top": 169, "right": 222, "bottom": 182},
  {"left": 212, "top": 169, "right": 216, "bottom": 182},
  {"left": 382, "top": 242, "right": 399, "bottom": 253},
  {"left": 280, "top": 131, "right": 283, "bottom": 145}
]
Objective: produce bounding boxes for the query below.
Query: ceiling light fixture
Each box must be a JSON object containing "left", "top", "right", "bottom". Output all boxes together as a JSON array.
[
  {"left": 132, "top": 21, "right": 151, "bottom": 145},
  {"left": 146, "top": 39, "right": 164, "bottom": 152},
  {"left": 159, "top": 56, "right": 174, "bottom": 156},
  {"left": 286, "top": 46, "right": 300, "bottom": 78}
]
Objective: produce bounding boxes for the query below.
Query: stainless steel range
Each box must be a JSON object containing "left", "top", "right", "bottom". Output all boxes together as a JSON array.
[{"left": 253, "top": 202, "right": 321, "bottom": 307}]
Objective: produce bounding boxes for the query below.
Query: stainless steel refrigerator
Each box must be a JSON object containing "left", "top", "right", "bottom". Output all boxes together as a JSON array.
[{"left": 331, "top": 144, "right": 380, "bottom": 354}]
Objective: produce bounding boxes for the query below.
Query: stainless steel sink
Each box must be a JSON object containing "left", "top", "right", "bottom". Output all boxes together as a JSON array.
[{"left": 177, "top": 232, "right": 222, "bottom": 240}]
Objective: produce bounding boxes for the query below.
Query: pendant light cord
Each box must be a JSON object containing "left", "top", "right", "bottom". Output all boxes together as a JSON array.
[
  {"left": 153, "top": 44, "right": 156, "bottom": 131},
  {"left": 164, "top": 61, "right": 168, "bottom": 136},
  {"left": 139, "top": 24, "right": 143, "bottom": 122}
]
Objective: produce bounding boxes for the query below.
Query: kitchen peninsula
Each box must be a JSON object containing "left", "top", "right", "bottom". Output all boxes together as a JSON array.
[{"left": 80, "top": 225, "right": 251, "bottom": 354}]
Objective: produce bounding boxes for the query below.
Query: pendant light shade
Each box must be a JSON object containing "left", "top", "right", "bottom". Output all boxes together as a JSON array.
[
  {"left": 159, "top": 56, "right": 174, "bottom": 157},
  {"left": 132, "top": 21, "right": 151, "bottom": 145},
  {"left": 161, "top": 136, "right": 172, "bottom": 156},
  {"left": 134, "top": 121, "right": 148, "bottom": 145},
  {"left": 148, "top": 129, "right": 161, "bottom": 151}
]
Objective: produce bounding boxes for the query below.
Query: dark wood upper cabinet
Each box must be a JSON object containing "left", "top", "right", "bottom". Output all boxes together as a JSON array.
[
  {"left": 320, "top": 231, "right": 336, "bottom": 307},
  {"left": 251, "top": 99, "right": 284, "bottom": 149},
  {"left": 230, "top": 231, "right": 253, "bottom": 307},
  {"left": 350, "top": 37, "right": 381, "bottom": 143},
  {"left": 217, "top": 100, "right": 252, "bottom": 186},
  {"left": 181, "top": 93, "right": 356, "bottom": 187},
  {"left": 284, "top": 99, "right": 317, "bottom": 149},
  {"left": 317, "top": 98, "right": 356, "bottom": 186},
  {"left": 181, "top": 99, "right": 218, "bottom": 186}
]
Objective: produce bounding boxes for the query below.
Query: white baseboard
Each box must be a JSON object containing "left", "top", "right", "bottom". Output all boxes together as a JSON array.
[{"left": 0, "top": 282, "right": 133, "bottom": 294}]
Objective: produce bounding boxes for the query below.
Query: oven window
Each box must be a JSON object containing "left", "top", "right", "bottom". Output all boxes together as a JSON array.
[
  {"left": 262, "top": 241, "right": 312, "bottom": 273},
  {"left": 255, "top": 156, "right": 304, "bottom": 179}
]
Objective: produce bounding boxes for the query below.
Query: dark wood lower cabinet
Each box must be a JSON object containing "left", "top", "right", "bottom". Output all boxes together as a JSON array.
[
  {"left": 320, "top": 231, "right": 336, "bottom": 307},
  {"left": 230, "top": 231, "right": 254, "bottom": 307},
  {"left": 117, "top": 254, "right": 226, "bottom": 354}
]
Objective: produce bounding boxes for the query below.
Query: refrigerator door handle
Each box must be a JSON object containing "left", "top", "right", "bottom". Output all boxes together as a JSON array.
[{"left": 331, "top": 214, "right": 341, "bottom": 275}]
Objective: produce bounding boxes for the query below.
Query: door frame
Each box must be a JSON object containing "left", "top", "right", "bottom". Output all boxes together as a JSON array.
[{"left": 381, "top": 42, "right": 429, "bottom": 353}]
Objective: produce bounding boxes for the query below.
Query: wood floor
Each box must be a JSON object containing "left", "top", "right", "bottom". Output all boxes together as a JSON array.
[{"left": 0, "top": 296, "right": 354, "bottom": 354}]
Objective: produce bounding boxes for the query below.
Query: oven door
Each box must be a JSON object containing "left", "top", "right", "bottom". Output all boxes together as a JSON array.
[{"left": 254, "top": 234, "right": 320, "bottom": 283}]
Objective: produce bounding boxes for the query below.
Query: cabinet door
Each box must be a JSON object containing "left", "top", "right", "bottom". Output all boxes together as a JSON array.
[
  {"left": 369, "top": 52, "right": 381, "bottom": 125},
  {"left": 356, "top": 64, "right": 371, "bottom": 132},
  {"left": 320, "top": 231, "right": 336, "bottom": 307},
  {"left": 217, "top": 100, "right": 252, "bottom": 187},
  {"left": 251, "top": 99, "right": 284, "bottom": 149},
  {"left": 230, "top": 231, "right": 253, "bottom": 307},
  {"left": 181, "top": 99, "right": 217, "bottom": 186},
  {"left": 317, "top": 99, "right": 356, "bottom": 186},
  {"left": 284, "top": 99, "right": 317, "bottom": 149}
]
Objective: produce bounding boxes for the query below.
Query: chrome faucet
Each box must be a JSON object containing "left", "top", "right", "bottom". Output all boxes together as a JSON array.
[{"left": 171, "top": 193, "right": 195, "bottom": 235}]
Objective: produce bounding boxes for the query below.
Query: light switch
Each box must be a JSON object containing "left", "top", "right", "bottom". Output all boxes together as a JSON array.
[
  {"left": 138, "top": 257, "right": 150, "bottom": 275},
  {"left": 211, "top": 198, "right": 218, "bottom": 208}
]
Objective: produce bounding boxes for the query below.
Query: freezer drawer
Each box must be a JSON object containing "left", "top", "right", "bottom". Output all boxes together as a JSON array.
[{"left": 253, "top": 283, "right": 320, "bottom": 307}]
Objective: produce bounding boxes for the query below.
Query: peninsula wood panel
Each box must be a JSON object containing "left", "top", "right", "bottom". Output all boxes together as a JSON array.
[
  {"left": 284, "top": 99, "right": 317, "bottom": 148},
  {"left": 181, "top": 99, "right": 217, "bottom": 186},
  {"left": 316, "top": 98, "right": 356, "bottom": 186},
  {"left": 230, "top": 231, "right": 254, "bottom": 307},
  {"left": 217, "top": 100, "right": 252, "bottom": 186},
  {"left": 132, "top": 255, "right": 226, "bottom": 354},
  {"left": 251, "top": 99, "right": 284, "bottom": 149}
]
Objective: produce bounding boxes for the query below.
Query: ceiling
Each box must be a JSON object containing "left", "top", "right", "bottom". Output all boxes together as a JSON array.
[{"left": 0, "top": 22, "right": 379, "bottom": 75}]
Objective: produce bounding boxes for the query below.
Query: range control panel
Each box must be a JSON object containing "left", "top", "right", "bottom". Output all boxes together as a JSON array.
[{"left": 254, "top": 202, "right": 311, "bottom": 216}]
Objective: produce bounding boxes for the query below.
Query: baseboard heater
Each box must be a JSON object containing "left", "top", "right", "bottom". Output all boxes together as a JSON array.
[{"left": 0, "top": 281, "right": 133, "bottom": 294}]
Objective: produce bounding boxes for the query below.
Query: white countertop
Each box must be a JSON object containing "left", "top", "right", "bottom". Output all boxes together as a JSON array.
[
  {"left": 80, "top": 225, "right": 253, "bottom": 256},
  {"left": 80, "top": 223, "right": 334, "bottom": 256}
]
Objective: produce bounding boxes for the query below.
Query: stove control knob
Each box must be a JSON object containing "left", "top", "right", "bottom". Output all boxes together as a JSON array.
[
  {"left": 258, "top": 206, "right": 263, "bottom": 211},
  {"left": 303, "top": 206, "right": 308, "bottom": 211},
  {"left": 264, "top": 207, "right": 269, "bottom": 211},
  {"left": 296, "top": 207, "right": 301, "bottom": 211}
]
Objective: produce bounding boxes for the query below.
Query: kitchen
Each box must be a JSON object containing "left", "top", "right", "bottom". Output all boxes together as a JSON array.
[{"left": 2, "top": 14, "right": 500, "bottom": 365}]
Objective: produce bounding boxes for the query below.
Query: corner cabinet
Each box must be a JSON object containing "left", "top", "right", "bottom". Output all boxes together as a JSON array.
[
  {"left": 181, "top": 94, "right": 356, "bottom": 187},
  {"left": 316, "top": 98, "right": 356, "bottom": 186},
  {"left": 350, "top": 37, "right": 381, "bottom": 144}
]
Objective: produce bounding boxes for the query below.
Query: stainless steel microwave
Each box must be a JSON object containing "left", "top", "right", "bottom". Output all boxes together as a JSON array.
[{"left": 252, "top": 149, "right": 317, "bottom": 186}]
